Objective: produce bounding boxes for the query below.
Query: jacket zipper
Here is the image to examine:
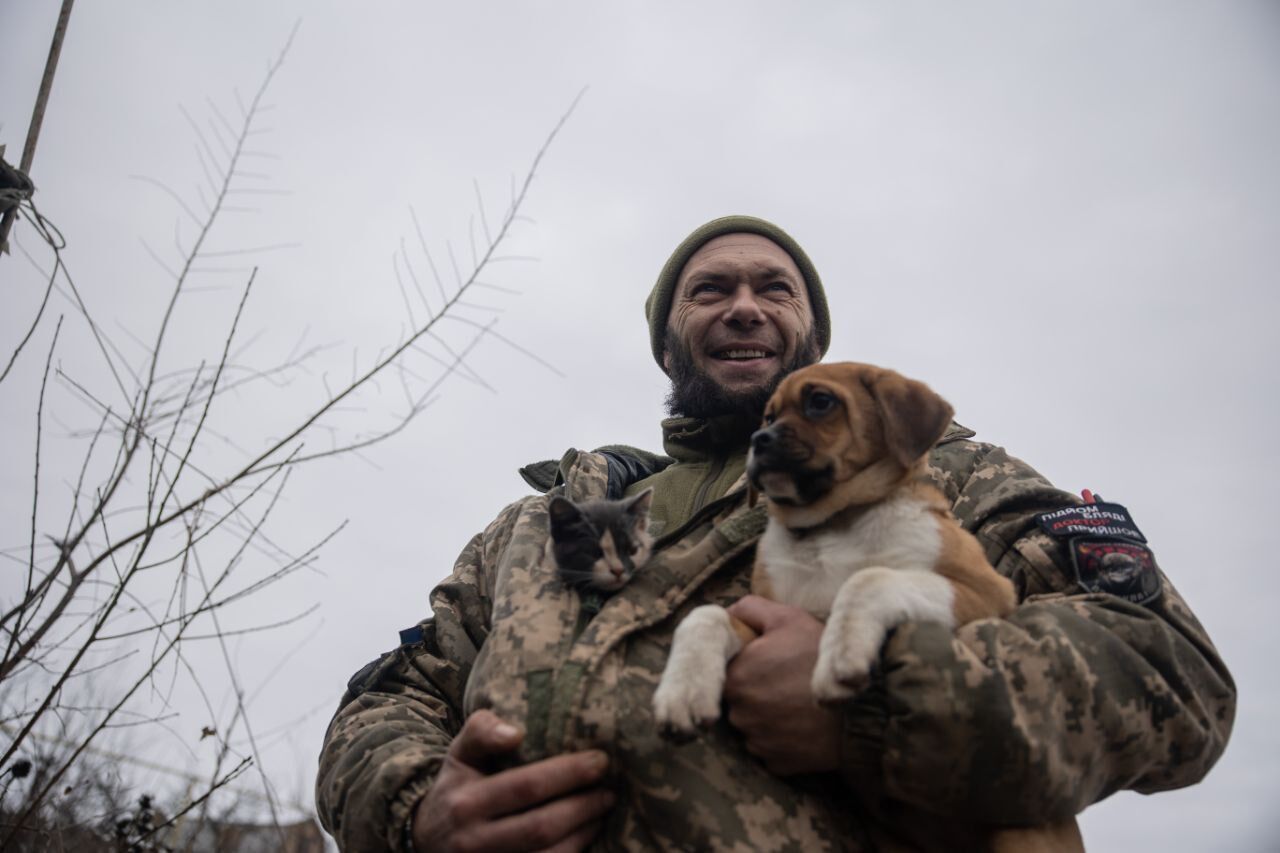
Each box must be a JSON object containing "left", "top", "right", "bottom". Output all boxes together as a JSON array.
[
  {"left": 653, "top": 488, "right": 746, "bottom": 552},
  {"left": 689, "top": 454, "right": 726, "bottom": 523}
]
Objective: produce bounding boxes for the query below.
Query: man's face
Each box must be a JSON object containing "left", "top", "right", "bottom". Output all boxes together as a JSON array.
[{"left": 663, "top": 233, "right": 818, "bottom": 422}]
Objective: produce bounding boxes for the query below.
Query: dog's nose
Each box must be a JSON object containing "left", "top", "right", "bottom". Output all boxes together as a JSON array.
[{"left": 751, "top": 428, "right": 774, "bottom": 452}]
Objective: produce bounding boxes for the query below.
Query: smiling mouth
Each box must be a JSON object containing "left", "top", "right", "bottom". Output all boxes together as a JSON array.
[{"left": 712, "top": 348, "right": 775, "bottom": 361}]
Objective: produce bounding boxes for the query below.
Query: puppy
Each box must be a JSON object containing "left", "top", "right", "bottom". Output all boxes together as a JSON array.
[
  {"left": 653, "top": 361, "right": 1015, "bottom": 725},
  {"left": 652, "top": 361, "right": 1081, "bottom": 852}
]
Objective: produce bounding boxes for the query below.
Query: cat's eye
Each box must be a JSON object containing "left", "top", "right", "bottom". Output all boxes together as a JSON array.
[{"left": 804, "top": 390, "right": 838, "bottom": 419}]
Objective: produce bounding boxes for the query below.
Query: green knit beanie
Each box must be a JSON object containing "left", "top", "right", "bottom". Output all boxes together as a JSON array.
[{"left": 644, "top": 215, "right": 830, "bottom": 371}]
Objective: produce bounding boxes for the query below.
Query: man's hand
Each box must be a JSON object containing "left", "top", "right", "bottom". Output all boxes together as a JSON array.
[
  {"left": 411, "top": 710, "right": 615, "bottom": 853},
  {"left": 724, "top": 595, "right": 842, "bottom": 776}
]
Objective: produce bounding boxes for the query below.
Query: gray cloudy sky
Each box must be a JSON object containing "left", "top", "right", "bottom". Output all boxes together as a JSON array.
[{"left": 2, "top": 2, "right": 1277, "bottom": 849}]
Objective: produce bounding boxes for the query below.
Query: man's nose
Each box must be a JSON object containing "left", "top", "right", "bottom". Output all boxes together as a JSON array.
[{"left": 723, "top": 284, "right": 766, "bottom": 326}]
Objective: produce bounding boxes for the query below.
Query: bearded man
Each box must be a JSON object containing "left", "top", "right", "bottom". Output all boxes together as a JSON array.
[{"left": 316, "top": 216, "right": 1234, "bottom": 852}]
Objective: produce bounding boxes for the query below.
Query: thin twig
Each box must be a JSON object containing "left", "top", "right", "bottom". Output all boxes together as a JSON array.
[
  {"left": 0, "top": 254, "right": 59, "bottom": 384},
  {"left": 2, "top": 316, "right": 63, "bottom": 674}
]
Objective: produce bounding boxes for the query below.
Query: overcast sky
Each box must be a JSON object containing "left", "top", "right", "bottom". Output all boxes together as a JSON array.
[{"left": 2, "top": 2, "right": 1277, "bottom": 849}]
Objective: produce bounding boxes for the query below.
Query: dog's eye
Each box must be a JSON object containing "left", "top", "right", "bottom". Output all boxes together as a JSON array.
[
  {"left": 763, "top": 412, "right": 776, "bottom": 425},
  {"left": 804, "top": 390, "right": 838, "bottom": 418}
]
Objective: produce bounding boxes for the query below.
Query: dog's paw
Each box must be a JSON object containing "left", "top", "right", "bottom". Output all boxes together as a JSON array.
[
  {"left": 657, "top": 723, "right": 700, "bottom": 745},
  {"left": 811, "top": 621, "right": 881, "bottom": 702},
  {"left": 652, "top": 674, "right": 722, "bottom": 740},
  {"left": 810, "top": 652, "right": 867, "bottom": 703}
]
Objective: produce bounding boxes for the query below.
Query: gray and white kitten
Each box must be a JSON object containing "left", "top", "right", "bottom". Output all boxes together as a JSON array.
[{"left": 548, "top": 489, "right": 655, "bottom": 592}]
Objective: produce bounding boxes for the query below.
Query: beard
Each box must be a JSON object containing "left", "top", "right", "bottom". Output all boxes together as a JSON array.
[{"left": 663, "top": 328, "right": 820, "bottom": 440}]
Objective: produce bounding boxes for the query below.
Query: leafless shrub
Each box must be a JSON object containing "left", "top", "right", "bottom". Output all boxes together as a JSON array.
[{"left": 1, "top": 20, "right": 577, "bottom": 850}]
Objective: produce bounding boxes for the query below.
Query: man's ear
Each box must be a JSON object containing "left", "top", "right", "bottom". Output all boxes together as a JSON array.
[
  {"left": 662, "top": 350, "right": 672, "bottom": 373},
  {"left": 866, "top": 371, "right": 954, "bottom": 469}
]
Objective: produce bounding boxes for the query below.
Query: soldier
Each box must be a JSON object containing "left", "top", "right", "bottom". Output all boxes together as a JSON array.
[{"left": 317, "top": 216, "right": 1235, "bottom": 852}]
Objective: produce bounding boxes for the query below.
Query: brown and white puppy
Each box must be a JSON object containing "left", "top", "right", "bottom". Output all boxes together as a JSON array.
[
  {"left": 653, "top": 361, "right": 1082, "bottom": 853},
  {"left": 653, "top": 361, "right": 1015, "bottom": 729}
]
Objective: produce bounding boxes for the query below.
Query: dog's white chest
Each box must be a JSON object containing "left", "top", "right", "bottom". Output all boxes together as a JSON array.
[{"left": 757, "top": 496, "right": 942, "bottom": 618}]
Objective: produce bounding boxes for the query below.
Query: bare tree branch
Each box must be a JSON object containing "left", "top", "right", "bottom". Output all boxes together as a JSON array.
[{"left": 2, "top": 29, "right": 581, "bottom": 839}]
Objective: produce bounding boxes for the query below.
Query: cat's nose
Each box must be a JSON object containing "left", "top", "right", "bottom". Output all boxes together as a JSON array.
[{"left": 611, "top": 567, "right": 624, "bottom": 578}]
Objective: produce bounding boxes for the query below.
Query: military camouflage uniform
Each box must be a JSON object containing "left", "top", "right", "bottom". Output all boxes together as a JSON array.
[{"left": 316, "top": 419, "right": 1235, "bottom": 852}]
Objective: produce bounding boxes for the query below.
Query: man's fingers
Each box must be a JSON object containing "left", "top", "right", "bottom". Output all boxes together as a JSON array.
[
  {"left": 727, "top": 594, "right": 792, "bottom": 633},
  {"left": 460, "top": 787, "right": 615, "bottom": 853},
  {"left": 463, "top": 750, "right": 609, "bottom": 821},
  {"left": 448, "top": 709, "right": 524, "bottom": 768}
]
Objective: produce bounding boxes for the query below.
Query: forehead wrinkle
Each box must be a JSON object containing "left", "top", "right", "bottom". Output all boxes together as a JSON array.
[
  {"left": 756, "top": 264, "right": 796, "bottom": 279},
  {"left": 682, "top": 259, "right": 798, "bottom": 282},
  {"left": 677, "top": 235, "right": 802, "bottom": 284},
  {"left": 681, "top": 269, "right": 731, "bottom": 285}
]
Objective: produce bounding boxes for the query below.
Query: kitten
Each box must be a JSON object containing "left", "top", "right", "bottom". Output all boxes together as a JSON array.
[{"left": 548, "top": 489, "right": 654, "bottom": 593}]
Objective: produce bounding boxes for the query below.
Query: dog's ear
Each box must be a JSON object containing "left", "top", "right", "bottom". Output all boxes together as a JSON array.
[
  {"left": 747, "top": 484, "right": 760, "bottom": 508},
  {"left": 866, "top": 371, "right": 954, "bottom": 469}
]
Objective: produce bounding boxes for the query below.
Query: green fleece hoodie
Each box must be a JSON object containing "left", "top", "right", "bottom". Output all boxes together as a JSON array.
[{"left": 624, "top": 416, "right": 749, "bottom": 538}]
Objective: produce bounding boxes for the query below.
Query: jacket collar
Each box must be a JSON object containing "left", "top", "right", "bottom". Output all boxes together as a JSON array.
[{"left": 660, "top": 415, "right": 753, "bottom": 463}]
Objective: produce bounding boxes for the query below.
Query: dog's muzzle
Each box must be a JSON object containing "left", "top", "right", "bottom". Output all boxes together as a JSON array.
[
  {"left": 749, "top": 425, "right": 806, "bottom": 464},
  {"left": 748, "top": 426, "right": 833, "bottom": 505},
  {"left": 750, "top": 426, "right": 777, "bottom": 455}
]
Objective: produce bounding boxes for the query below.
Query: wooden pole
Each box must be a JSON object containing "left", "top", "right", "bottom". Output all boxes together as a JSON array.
[{"left": 0, "top": 0, "right": 76, "bottom": 253}]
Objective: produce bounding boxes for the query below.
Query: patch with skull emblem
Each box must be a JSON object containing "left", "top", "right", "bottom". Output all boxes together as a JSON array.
[{"left": 1070, "top": 538, "right": 1162, "bottom": 605}]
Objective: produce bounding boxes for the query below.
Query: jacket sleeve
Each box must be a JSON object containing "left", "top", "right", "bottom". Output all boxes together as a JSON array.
[
  {"left": 841, "top": 440, "right": 1236, "bottom": 824},
  {"left": 316, "top": 502, "right": 518, "bottom": 852}
]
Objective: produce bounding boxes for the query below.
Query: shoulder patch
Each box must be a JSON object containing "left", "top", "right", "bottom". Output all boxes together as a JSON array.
[
  {"left": 345, "top": 652, "right": 391, "bottom": 697},
  {"left": 345, "top": 625, "right": 426, "bottom": 698},
  {"left": 1071, "top": 538, "right": 1162, "bottom": 605},
  {"left": 1036, "top": 501, "right": 1146, "bottom": 542}
]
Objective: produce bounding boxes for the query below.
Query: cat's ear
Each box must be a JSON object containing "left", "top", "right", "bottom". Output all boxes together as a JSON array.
[
  {"left": 624, "top": 488, "right": 654, "bottom": 518},
  {"left": 547, "top": 496, "right": 583, "bottom": 528}
]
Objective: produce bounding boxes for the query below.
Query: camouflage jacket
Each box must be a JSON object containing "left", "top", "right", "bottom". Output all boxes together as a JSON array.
[{"left": 316, "top": 423, "right": 1235, "bottom": 852}]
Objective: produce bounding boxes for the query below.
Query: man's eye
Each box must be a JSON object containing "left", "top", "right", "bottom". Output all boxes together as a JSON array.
[
  {"left": 764, "top": 281, "right": 791, "bottom": 293},
  {"left": 691, "top": 282, "right": 723, "bottom": 295},
  {"left": 804, "top": 391, "right": 838, "bottom": 418}
]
